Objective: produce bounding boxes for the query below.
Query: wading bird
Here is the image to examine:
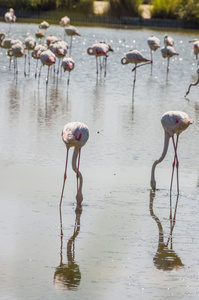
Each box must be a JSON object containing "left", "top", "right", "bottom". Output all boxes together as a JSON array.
[
  {"left": 164, "top": 34, "right": 174, "bottom": 47},
  {"left": 147, "top": 35, "right": 160, "bottom": 74},
  {"left": 39, "top": 20, "right": 50, "bottom": 33},
  {"left": 59, "top": 16, "right": 70, "bottom": 27},
  {"left": 32, "top": 44, "right": 47, "bottom": 78},
  {"left": 150, "top": 111, "right": 194, "bottom": 194},
  {"left": 8, "top": 42, "right": 25, "bottom": 81},
  {"left": 60, "top": 122, "right": 89, "bottom": 208},
  {"left": 4, "top": 8, "right": 16, "bottom": 33},
  {"left": 64, "top": 25, "right": 81, "bottom": 55},
  {"left": 189, "top": 39, "right": 199, "bottom": 60},
  {"left": 24, "top": 36, "right": 36, "bottom": 76},
  {"left": 161, "top": 46, "right": 179, "bottom": 81},
  {"left": 39, "top": 49, "right": 56, "bottom": 89},
  {"left": 121, "top": 49, "right": 151, "bottom": 98},
  {"left": 185, "top": 66, "right": 199, "bottom": 97},
  {"left": 87, "top": 43, "right": 109, "bottom": 76},
  {"left": 62, "top": 56, "right": 75, "bottom": 87}
]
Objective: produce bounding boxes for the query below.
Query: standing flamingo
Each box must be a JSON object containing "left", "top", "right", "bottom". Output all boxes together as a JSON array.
[
  {"left": 39, "top": 49, "right": 56, "bottom": 90},
  {"left": 87, "top": 43, "right": 109, "bottom": 76},
  {"left": 98, "top": 41, "right": 113, "bottom": 77},
  {"left": 8, "top": 42, "right": 25, "bottom": 81},
  {"left": 161, "top": 46, "right": 179, "bottom": 81},
  {"left": 164, "top": 34, "right": 174, "bottom": 47},
  {"left": 184, "top": 66, "right": 199, "bottom": 97},
  {"left": 189, "top": 39, "right": 199, "bottom": 60},
  {"left": 49, "top": 40, "right": 68, "bottom": 79},
  {"left": 147, "top": 35, "right": 160, "bottom": 74},
  {"left": 46, "top": 35, "right": 59, "bottom": 48},
  {"left": 121, "top": 49, "right": 151, "bottom": 98},
  {"left": 62, "top": 56, "right": 75, "bottom": 87},
  {"left": 32, "top": 44, "right": 47, "bottom": 78},
  {"left": 4, "top": 8, "right": 16, "bottom": 33},
  {"left": 59, "top": 16, "right": 70, "bottom": 27},
  {"left": 0, "top": 33, "right": 14, "bottom": 68},
  {"left": 60, "top": 122, "right": 89, "bottom": 208},
  {"left": 64, "top": 25, "right": 81, "bottom": 55},
  {"left": 24, "top": 36, "right": 36, "bottom": 76},
  {"left": 150, "top": 111, "right": 194, "bottom": 194},
  {"left": 35, "top": 30, "right": 45, "bottom": 43},
  {"left": 39, "top": 20, "right": 50, "bottom": 36}
]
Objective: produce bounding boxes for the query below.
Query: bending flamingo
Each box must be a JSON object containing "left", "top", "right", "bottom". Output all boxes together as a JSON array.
[
  {"left": 161, "top": 46, "right": 179, "bottom": 81},
  {"left": 121, "top": 49, "right": 151, "bottom": 98},
  {"left": 185, "top": 66, "right": 199, "bottom": 97},
  {"left": 150, "top": 111, "right": 194, "bottom": 194},
  {"left": 60, "top": 122, "right": 89, "bottom": 208}
]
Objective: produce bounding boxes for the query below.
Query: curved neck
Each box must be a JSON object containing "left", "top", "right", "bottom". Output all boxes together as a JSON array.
[
  {"left": 72, "top": 147, "right": 83, "bottom": 204},
  {"left": 151, "top": 131, "right": 170, "bottom": 189}
]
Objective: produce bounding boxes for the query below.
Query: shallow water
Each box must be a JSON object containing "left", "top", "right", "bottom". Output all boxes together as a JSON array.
[{"left": 1, "top": 22, "right": 199, "bottom": 299}]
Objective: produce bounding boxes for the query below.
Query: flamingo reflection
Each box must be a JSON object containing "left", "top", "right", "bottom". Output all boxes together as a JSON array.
[
  {"left": 149, "top": 190, "right": 184, "bottom": 271},
  {"left": 54, "top": 207, "right": 82, "bottom": 290}
]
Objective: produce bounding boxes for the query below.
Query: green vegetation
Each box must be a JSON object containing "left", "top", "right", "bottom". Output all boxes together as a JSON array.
[{"left": 108, "top": 0, "right": 142, "bottom": 17}]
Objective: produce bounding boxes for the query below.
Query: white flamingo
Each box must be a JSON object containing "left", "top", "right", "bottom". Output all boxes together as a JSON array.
[
  {"left": 64, "top": 25, "right": 81, "bottom": 55},
  {"left": 147, "top": 35, "right": 160, "bottom": 74},
  {"left": 4, "top": 8, "right": 16, "bottom": 33},
  {"left": 150, "top": 111, "right": 194, "bottom": 193},
  {"left": 62, "top": 56, "right": 75, "bottom": 86},
  {"left": 161, "top": 46, "right": 179, "bottom": 81}
]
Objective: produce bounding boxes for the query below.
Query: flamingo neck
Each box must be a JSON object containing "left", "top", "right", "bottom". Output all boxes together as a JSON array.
[
  {"left": 72, "top": 147, "right": 83, "bottom": 205},
  {"left": 150, "top": 131, "right": 170, "bottom": 189}
]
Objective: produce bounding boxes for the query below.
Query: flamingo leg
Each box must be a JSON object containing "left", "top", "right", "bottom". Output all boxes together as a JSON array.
[
  {"left": 170, "top": 135, "right": 179, "bottom": 194},
  {"left": 28, "top": 51, "right": 30, "bottom": 75},
  {"left": 96, "top": 56, "right": 98, "bottom": 74},
  {"left": 132, "top": 65, "right": 136, "bottom": 99},
  {"left": 150, "top": 50, "right": 153, "bottom": 75},
  {"left": 104, "top": 57, "right": 107, "bottom": 77},
  {"left": 69, "top": 36, "right": 72, "bottom": 56},
  {"left": 166, "top": 57, "right": 170, "bottom": 81},
  {"left": 24, "top": 53, "right": 27, "bottom": 77},
  {"left": 67, "top": 71, "right": 70, "bottom": 86},
  {"left": 60, "top": 148, "right": 69, "bottom": 208}
]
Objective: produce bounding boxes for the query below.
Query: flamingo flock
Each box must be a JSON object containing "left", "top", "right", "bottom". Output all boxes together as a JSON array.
[{"left": 0, "top": 13, "right": 198, "bottom": 207}]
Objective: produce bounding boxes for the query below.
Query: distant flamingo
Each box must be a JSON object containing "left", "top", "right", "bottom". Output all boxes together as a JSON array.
[
  {"left": 8, "top": 42, "right": 25, "bottom": 81},
  {"left": 32, "top": 44, "right": 47, "bottom": 78},
  {"left": 0, "top": 33, "right": 14, "bottom": 68},
  {"left": 164, "top": 34, "right": 174, "bottom": 47},
  {"left": 185, "top": 66, "right": 199, "bottom": 97},
  {"left": 161, "top": 46, "right": 179, "bottom": 81},
  {"left": 62, "top": 56, "right": 75, "bottom": 86},
  {"left": 150, "top": 111, "right": 194, "bottom": 194},
  {"left": 87, "top": 43, "right": 109, "bottom": 75},
  {"left": 49, "top": 40, "right": 68, "bottom": 78},
  {"left": 98, "top": 41, "right": 113, "bottom": 77},
  {"left": 189, "top": 39, "right": 199, "bottom": 60},
  {"left": 39, "top": 49, "right": 56, "bottom": 89},
  {"left": 59, "top": 16, "right": 70, "bottom": 27},
  {"left": 4, "top": 8, "right": 16, "bottom": 33},
  {"left": 24, "top": 36, "right": 36, "bottom": 76},
  {"left": 121, "top": 49, "right": 151, "bottom": 98},
  {"left": 64, "top": 25, "right": 81, "bottom": 55},
  {"left": 46, "top": 35, "right": 59, "bottom": 48},
  {"left": 60, "top": 122, "right": 89, "bottom": 208},
  {"left": 147, "top": 35, "right": 160, "bottom": 74},
  {"left": 35, "top": 30, "right": 45, "bottom": 43},
  {"left": 39, "top": 20, "right": 50, "bottom": 36}
]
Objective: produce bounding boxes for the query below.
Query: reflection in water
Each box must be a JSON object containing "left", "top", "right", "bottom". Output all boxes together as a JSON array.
[
  {"left": 54, "top": 207, "right": 82, "bottom": 290},
  {"left": 149, "top": 190, "right": 184, "bottom": 271}
]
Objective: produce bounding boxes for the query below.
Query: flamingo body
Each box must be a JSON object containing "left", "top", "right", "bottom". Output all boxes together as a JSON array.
[
  {"left": 59, "top": 16, "right": 70, "bottom": 27},
  {"left": 121, "top": 49, "right": 151, "bottom": 65},
  {"left": 62, "top": 56, "right": 75, "bottom": 72},
  {"left": 39, "top": 21, "right": 50, "bottom": 30},
  {"left": 150, "top": 111, "right": 194, "bottom": 192},
  {"left": 46, "top": 35, "right": 59, "bottom": 47},
  {"left": 4, "top": 8, "right": 16, "bottom": 23},
  {"left": 161, "top": 46, "right": 179, "bottom": 58},
  {"left": 40, "top": 49, "right": 56, "bottom": 66},
  {"left": 164, "top": 34, "right": 174, "bottom": 47},
  {"left": 64, "top": 25, "right": 81, "bottom": 37},
  {"left": 60, "top": 122, "right": 89, "bottom": 207},
  {"left": 147, "top": 35, "right": 160, "bottom": 51},
  {"left": 189, "top": 39, "right": 199, "bottom": 60}
]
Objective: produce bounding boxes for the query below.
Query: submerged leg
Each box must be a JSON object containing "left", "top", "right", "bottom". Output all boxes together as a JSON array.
[{"left": 60, "top": 148, "right": 69, "bottom": 208}]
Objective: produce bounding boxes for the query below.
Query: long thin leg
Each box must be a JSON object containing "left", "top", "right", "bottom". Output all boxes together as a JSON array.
[
  {"left": 96, "top": 56, "right": 98, "bottom": 74},
  {"left": 170, "top": 135, "right": 179, "bottom": 193},
  {"left": 76, "top": 148, "right": 81, "bottom": 193},
  {"left": 104, "top": 57, "right": 107, "bottom": 77},
  {"left": 166, "top": 57, "right": 170, "bottom": 81},
  {"left": 132, "top": 66, "right": 136, "bottom": 100},
  {"left": 150, "top": 50, "right": 153, "bottom": 75},
  {"left": 60, "top": 148, "right": 69, "bottom": 208}
]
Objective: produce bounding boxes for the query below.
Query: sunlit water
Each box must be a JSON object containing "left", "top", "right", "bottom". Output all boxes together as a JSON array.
[{"left": 1, "top": 21, "right": 199, "bottom": 299}]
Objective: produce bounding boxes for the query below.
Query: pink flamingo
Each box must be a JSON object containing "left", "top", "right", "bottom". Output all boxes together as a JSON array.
[
  {"left": 8, "top": 42, "right": 25, "bottom": 81},
  {"left": 39, "top": 20, "right": 50, "bottom": 36},
  {"left": 185, "top": 66, "right": 199, "bottom": 97},
  {"left": 24, "top": 36, "right": 36, "bottom": 76},
  {"left": 64, "top": 25, "right": 81, "bottom": 55},
  {"left": 4, "top": 8, "right": 16, "bottom": 33},
  {"left": 150, "top": 111, "right": 194, "bottom": 194},
  {"left": 189, "top": 39, "right": 199, "bottom": 60},
  {"left": 59, "top": 16, "right": 70, "bottom": 27},
  {"left": 49, "top": 40, "right": 68, "bottom": 78},
  {"left": 147, "top": 35, "right": 160, "bottom": 74},
  {"left": 62, "top": 56, "right": 75, "bottom": 86},
  {"left": 60, "top": 122, "right": 89, "bottom": 208},
  {"left": 46, "top": 35, "right": 59, "bottom": 48},
  {"left": 161, "top": 46, "right": 179, "bottom": 81},
  {"left": 87, "top": 43, "right": 109, "bottom": 75},
  {"left": 121, "top": 49, "right": 151, "bottom": 98},
  {"left": 164, "top": 34, "right": 174, "bottom": 47},
  {"left": 39, "top": 49, "right": 56, "bottom": 89},
  {"left": 32, "top": 44, "right": 47, "bottom": 78}
]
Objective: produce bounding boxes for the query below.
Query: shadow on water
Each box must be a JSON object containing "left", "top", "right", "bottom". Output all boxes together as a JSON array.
[
  {"left": 149, "top": 190, "right": 184, "bottom": 272},
  {"left": 54, "top": 207, "right": 82, "bottom": 291}
]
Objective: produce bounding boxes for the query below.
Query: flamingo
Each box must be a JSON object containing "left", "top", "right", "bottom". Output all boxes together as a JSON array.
[
  {"left": 46, "top": 35, "right": 59, "bottom": 48},
  {"left": 150, "top": 111, "right": 194, "bottom": 194},
  {"left": 8, "top": 42, "right": 25, "bottom": 81},
  {"left": 35, "top": 30, "right": 45, "bottom": 43},
  {"left": 189, "top": 39, "right": 199, "bottom": 60},
  {"left": 32, "top": 44, "right": 47, "bottom": 79},
  {"left": 62, "top": 56, "right": 75, "bottom": 87},
  {"left": 121, "top": 49, "right": 151, "bottom": 98},
  {"left": 147, "top": 35, "right": 160, "bottom": 74},
  {"left": 59, "top": 16, "right": 70, "bottom": 27},
  {"left": 24, "top": 36, "right": 36, "bottom": 76},
  {"left": 39, "top": 20, "right": 50, "bottom": 35},
  {"left": 98, "top": 41, "right": 114, "bottom": 77},
  {"left": 60, "top": 122, "right": 89, "bottom": 208},
  {"left": 49, "top": 40, "right": 68, "bottom": 79},
  {"left": 185, "top": 66, "right": 199, "bottom": 97},
  {"left": 64, "top": 25, "right": 81, "bottom": 55},
  {"left": 4, "top": 8, "right": 16, "bottom": 33},
  {"left": 39, "top": 49, "right": 56, "bottom": 89},
  {"left": 87, "top": 43, "right": 109, "bottom": 75},
  {"left": 164, "top": 34, "right": 174, "bottom": 47},
  {"left": 161, "top": 46, "right": 179, "bottom": 81},
  {"left": 0, "top": 33, "right": 14, "bottom": 68}
]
